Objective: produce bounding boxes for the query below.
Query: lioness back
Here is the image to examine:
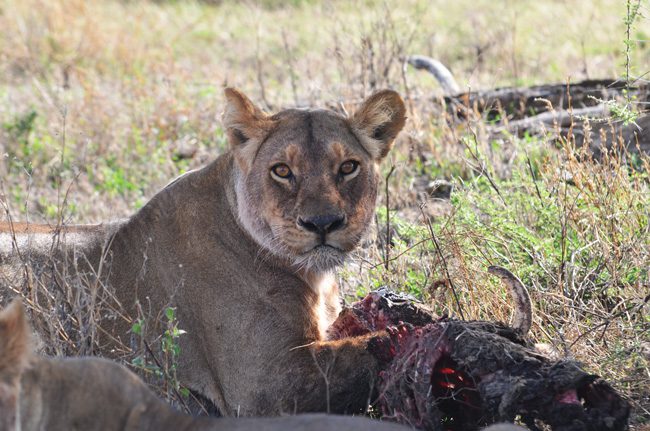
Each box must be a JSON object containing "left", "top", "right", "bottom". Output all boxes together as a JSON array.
[{"left": 0, "top": 88, "right": 407, "bottom": 416}]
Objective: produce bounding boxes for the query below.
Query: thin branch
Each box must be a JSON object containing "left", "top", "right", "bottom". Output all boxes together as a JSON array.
[{"left": 384, "top": 165, "right": 396, "bottom": 271}]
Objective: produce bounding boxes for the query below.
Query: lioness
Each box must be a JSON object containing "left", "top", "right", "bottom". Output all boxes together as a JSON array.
[{"left": 0, "top": 89, "right": 406, "bottom": 416}]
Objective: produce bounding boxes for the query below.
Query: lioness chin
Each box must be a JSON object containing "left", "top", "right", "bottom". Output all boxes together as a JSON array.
[{"left": 0, "top": 89, "right": 406, "bottom": 416}]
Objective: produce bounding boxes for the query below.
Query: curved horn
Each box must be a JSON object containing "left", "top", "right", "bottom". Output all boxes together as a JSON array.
[
  {"left": 488, "top": 266, "right": 532, "bottom": 335},
  {"left": 407, "top": 55, "right": 460, "bottom": 95}
]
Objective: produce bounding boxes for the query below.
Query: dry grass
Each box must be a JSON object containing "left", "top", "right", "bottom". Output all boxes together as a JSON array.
[{"left": 0, "top": 0, "right": 648, "bottom": 427}]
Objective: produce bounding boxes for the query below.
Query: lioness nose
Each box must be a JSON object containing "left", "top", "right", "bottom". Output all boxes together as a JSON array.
[{"left": 297, "top": 214, "right": 346, "bottom": 235}]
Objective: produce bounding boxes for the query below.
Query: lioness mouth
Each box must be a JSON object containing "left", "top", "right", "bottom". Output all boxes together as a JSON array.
[{"left": 313, "top": 244, "right": 343, "bottom": 252}]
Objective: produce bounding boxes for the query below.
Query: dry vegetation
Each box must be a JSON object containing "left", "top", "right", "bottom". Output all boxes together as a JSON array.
[{"left": 0, "top": 0, "right": 648, "bottom": 427}]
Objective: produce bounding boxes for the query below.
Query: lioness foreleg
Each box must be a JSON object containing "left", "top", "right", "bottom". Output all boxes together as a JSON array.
[{"left": 253, "top": 333, "right": 388, "bottom": 415}]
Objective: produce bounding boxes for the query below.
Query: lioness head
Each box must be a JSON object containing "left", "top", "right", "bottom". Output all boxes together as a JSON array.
[{"left": 223, "top": 89, "right": 406, "bottom": 271}]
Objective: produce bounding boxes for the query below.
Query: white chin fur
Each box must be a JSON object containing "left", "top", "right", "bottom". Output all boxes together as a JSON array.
[{"left": 293, "top": 246, "right": 346, "bottom": 272}]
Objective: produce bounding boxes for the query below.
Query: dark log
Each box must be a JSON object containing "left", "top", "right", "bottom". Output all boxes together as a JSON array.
[
  {"left": 492, "top": 109, "right": 650, "bottom": 157},
  {"left": 565, "top": 114, "right": 650, "bottom": 157},
  {"left": 443, "top": 79, "right": 649, "bottom": 122},
  {"left": 499, "top": 105, "right": 610, "bottom": 134}
]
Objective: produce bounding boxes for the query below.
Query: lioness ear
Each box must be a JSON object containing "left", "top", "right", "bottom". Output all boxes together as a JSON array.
[
  {"left": 0, "top": 299, "right": 30, "bottom": 431},
  {"left": 0, "top": 299, "right": 32, "bottom": 379},
  {"left": 350, "top": 90, "right": 406, "bottom": 161},
  {"left": 222, "top": 88, "right": 275, "bottom": 172}
]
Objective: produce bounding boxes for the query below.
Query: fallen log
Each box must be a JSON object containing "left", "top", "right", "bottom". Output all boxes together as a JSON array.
[
  {"left": 328, "top": 267, "right": 630, "bottom": 431},
  {"left": 498, "top": 105, "right": 610, "bottom": 135},
  {"left": 407, "top": 55, "right": 650, "bottom": 154},
  {"left": 443, "top": 79, "right": 647, "bottom": 122},
  {"left": 494, "top": 109, "right": 650, "bottom": 157},
  {"left": 573, "top": 113, "right": 650, "bottom": 156}
]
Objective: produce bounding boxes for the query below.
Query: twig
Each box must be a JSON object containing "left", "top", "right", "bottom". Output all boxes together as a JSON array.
[
  {"left": 400, "top": 58, "right": 414, "bottom": 118},
  {"left": 624, "top": 0, "right": 643, "bottom": 101},
  {"left": 281, "top": 29, "right": 299, "bottom": 106},
  {"left": 143, "top": 340, "right": 191, "bottom": 413},
  {"left": 254, "top": 23, "right": 272, "bottom": 111},
  {"left": 384, "top": 165, "right": 395, "bottom": 271},
  {"left": 525, "top": 151, "right": 543, "bottom": 203},
  {"left": 370, "top": 235, "right": 434, "bottom": 270},
  {"left": 310, "top": 348, "right": 332, "bottom": 414},
  {"left": 463, "top": 130, "right": 507, "bottom": 206},
  {"left": 568, "top": 293, "right": 649, "bottom": 348},
  {"left": 419, "top": 204, "right": 466, "bottom": 320}
]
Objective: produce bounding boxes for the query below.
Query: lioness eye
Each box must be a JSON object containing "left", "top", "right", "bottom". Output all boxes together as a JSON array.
[
  {"left": 271, "top": 163, "right": 293, "bottom": 179},
  {"left": 339, "top": 160, "right": 359, "bottom": 176}
]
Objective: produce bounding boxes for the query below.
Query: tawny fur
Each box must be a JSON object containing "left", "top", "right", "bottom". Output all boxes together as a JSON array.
[
  {"left": 0, "top": 299, "right": 32, "bottom": 431},
  {"left": 350, "top": 90, "right": 407, "bottom": 160},
  {"left": 0, "top": 299, "right": 32, "bottom": 382},
  {"left": 0, "top": 89, "right": 407, "bottom": 416}
]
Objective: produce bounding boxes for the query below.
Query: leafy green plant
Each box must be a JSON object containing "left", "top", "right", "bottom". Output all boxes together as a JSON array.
[
  {"left": 99, "top": 166, "right": 138, "bottom": 197},
  {"left": 130, "top": 306, "right": 190, "bottom": 401},
  {"left": 161, "top": 307, "right": 189, "bottom": 398}
]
